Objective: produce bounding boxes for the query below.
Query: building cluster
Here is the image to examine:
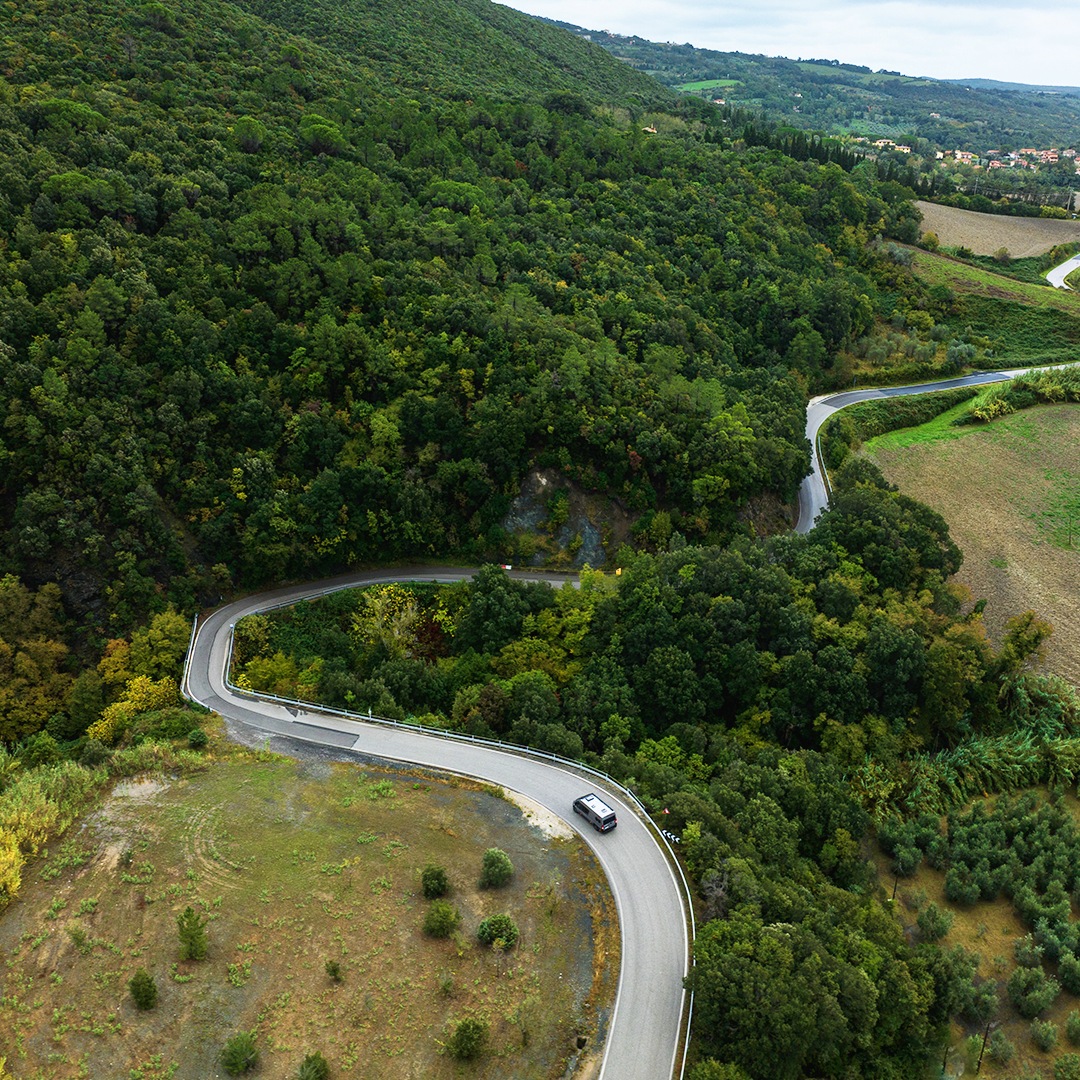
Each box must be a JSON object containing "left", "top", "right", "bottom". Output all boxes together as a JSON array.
[
  {"left": 847, "top": 136, "right": 913, "bottom": 153},
  {"left": 851, "top": 134, "right": 1080, "bottom": 174},
  {"left": 937, "top": 147, "right": 1079, "bottom": 172}
]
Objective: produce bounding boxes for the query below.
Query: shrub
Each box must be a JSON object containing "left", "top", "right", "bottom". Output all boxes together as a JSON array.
[
  {"left": 987, "top": 1029, "right": 1014, "bottom": 1064},
  {"left": 133, "top": 706, "right": 199, "bottom": 741},
  {"left": 688, "top": 1064, "right": 752, "bottom": 1080},
  {"left": 477, "top": 913, "right": 519, "bottom": 950},
  {"left": 1032, "top": 1018, "right": 1058, "bottom": 1052},
  {"left": 1009, "top": 965, "right": 1060, "bottom": 1018},
  {"left": 18, "top": 732, "right": 61, "bottom": 770},
  {"left": 424, "top": 900, "right": 460, "bottom": 938},
  {"left": 297, "top": 1051, "right": 330, "bottom": 1080},
  {"left": 1057, "top": 1053, "right": 1080, "bottom": 1080},
  {"left": 892, "top": 843, "right": 922, "bottom": 877},
  {"left": 917, "top": 902, "right": 953, "bottom": 942},
  {"left": 480, "top": 848, "right": 513, "bottom": 888},
  {"left": 78, "top": 739, "right": 109, "bottom": 767},
  {"left": 964, "top": 978, "right": 999, "bottom": 1024},
  {"left": 325, "top": 959, "right": 342, "bottom": 982},
  {"left": 177, "top": 905, "right": 208, "bottom": 961},
  {"left": 221, "top": 1031, "right": 259, "bottom": 1075},
  {"left": 128, "top": 968, "right": 158, "bottom": 1010},
  {"left": 1061, "top": 951, "right": 1080, "bottom": 995},
  {"left": 421, "top": 864, "right": 449, "bottom": 899},
  {"left": 446, "top": 1017, "right": 488, "bottom": 1060},
  {"left": 1016, "top": 934, "right": 1045, "bottom": 968},
  {"left": 188, "top": 728, "right": 208, "bottom": 750},
  {"left": 1068, "top": 1009, "right": 1080, "bottom": 1045}
]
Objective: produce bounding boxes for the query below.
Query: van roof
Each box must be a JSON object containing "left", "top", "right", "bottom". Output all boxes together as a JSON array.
[{"left": 578, "top": 793, "right": 615, "bottom": 817}]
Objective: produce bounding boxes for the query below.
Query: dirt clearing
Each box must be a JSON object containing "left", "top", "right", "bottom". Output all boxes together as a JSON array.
[
  {"left": 0, "top": 756, "right": 616, "bottom": 1079},
  {"left": 916, "top": 200, "right": 1080, "bottom": 257}
]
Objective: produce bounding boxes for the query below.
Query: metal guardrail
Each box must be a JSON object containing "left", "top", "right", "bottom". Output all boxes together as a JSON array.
[{"left": 186, "top": 583, "right": 697, "bottom": 1080}]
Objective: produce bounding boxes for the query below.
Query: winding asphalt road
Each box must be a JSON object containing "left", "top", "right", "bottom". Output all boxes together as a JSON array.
[
  {"left": 187, "top": 248, "right": 1080, "bottom": 1075},
  {"left": 798, "top": 251, "right": 1080, "bottom": 531},
  {"left": 796, "top": 364, "right": 1079, "bottom": 533},
  {"left": 184, "top": 567, "right": 691, "bottom": 1080}
]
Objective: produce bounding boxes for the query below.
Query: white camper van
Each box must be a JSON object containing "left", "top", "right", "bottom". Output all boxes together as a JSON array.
[{"left": 572, "top": 792, "right": 618, "bottom": 832}]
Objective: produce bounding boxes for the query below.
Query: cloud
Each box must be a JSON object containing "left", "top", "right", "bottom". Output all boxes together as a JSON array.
[{"left": 499, "top": 0, "right": 1080, "bottom": 85}]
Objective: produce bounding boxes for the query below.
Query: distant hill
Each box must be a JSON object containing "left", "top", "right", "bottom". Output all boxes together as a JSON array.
[
  {"left": 942, "top": 78, "right": 1080, "bottom": 96},
  {"left": 551, "top": 23, "right": 1080, "bottom": 151}
]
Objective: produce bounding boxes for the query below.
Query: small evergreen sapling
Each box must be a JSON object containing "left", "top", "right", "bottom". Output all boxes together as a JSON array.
[
  {"left": 446, "top": 1017, "right": 488, "bottom": 1060},
  {"left": 421, "top": 864, "right": 449, "bottom": 899},
  {"left": 1032, "top": 1018, "right": 1058, "bottom": 1053},
  {"left": 221, "top": 1030, "right": 259, "bottom": 1075},
  {"left": 177, "top": 905, "right": 208, "bottom": 961},
  {"left": 297, "top": 1051, "right": 330, "bottom": 1080},
  {"left": 477, "top": 913, "right": 519, "bottom": 949},
  {"left": 423, "top": 900, "right": 460, "bottom": 938},
  {"left": 128, "top": 968, "right": 158, "bottom": 1010}
]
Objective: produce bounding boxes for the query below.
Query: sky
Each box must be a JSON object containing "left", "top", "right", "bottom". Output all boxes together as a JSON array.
[{"left": 498, "top": 0, "right": 1077, "bottom": 87}]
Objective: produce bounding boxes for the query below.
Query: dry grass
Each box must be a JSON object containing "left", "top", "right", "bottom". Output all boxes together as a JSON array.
[
  {"left": 916, "top": 200, "right": 1080, "bottom": 258},
  {"left": 0, "top": 756, "right": 615, "bottom": 1079},
  {"left": 866, "top": 405, "right": 1080, "bottom": 686}
]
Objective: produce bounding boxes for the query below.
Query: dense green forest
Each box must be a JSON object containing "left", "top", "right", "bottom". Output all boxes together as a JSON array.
[
  {"left": 4, "top": 1, "right": 1080, "bottom": 1078},
  {"left": 0, "top": 0, "right": 949, "bottom": 637}
]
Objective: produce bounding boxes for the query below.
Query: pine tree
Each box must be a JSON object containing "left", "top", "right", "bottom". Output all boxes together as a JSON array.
[{"left": 177, "top": 906, "right": 208, "bottom": 961}]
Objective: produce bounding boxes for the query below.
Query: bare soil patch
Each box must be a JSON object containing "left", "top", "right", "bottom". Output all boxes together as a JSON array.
[
  {"left": 0, "top": 757, "right": 615, "bottom": 1079},
  {"left": 867, "top": 405, "right": 1080, "bottom": 685},
  {"left": 916, "top": 200, "right": 1080, "bottom": 257}
]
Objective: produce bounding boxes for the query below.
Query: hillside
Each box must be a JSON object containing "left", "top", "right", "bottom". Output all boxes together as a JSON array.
[
  {"left": 234, "top": 0, "right": 673, "bottom": 103},
  {"left": 554, "top": 23, "right": 1080, "bottom": 152},
  {"left": 0, "top": 0, "right": 947, "bottom": 631},
  {"left": 10, "top": 5, "right": 1080, "bottom": 1080}
]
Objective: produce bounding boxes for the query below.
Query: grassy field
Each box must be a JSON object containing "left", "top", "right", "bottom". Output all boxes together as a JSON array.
[
  {"left": 865, "top": 403, "right": 1080, "bottom": 685},
  {"left": 908, "top": 250, "right": 1080, "bottom": 365},
  {"left": 673, "top": 79, "right": 738, "bottom": 92},
  {"left": 911, "top": 249, "right": 1080, "bottom": 316},
  {"left": 0, "top": 751, "right": 615, "bottom": 1080}
]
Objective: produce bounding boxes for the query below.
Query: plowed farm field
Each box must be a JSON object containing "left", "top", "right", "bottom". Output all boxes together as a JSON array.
[{"left": 916, "top": 200, "right": 1080, "bottom": 257}]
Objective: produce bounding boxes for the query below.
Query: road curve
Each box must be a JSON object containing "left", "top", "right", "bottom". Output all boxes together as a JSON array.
[
  {"left": 796, "top": 365, "right": 1074, "bottom": 533},
  {"left": 1047, "top": 252, "right": 1080, "bottom": 289},
  {"left": 185, "top": 566, "right": 691, "bottom": 1080}
]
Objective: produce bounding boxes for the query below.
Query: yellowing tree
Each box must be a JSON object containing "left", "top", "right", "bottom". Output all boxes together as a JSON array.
[
  {"left": 129, "top": 608, "right": 192, "bottom": 681},
  {"left": 86, "top": 675, "right": 181, "bottom": 744},
  {"left": 351, "top": 584, "right": 420, "bottom": 659}
]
